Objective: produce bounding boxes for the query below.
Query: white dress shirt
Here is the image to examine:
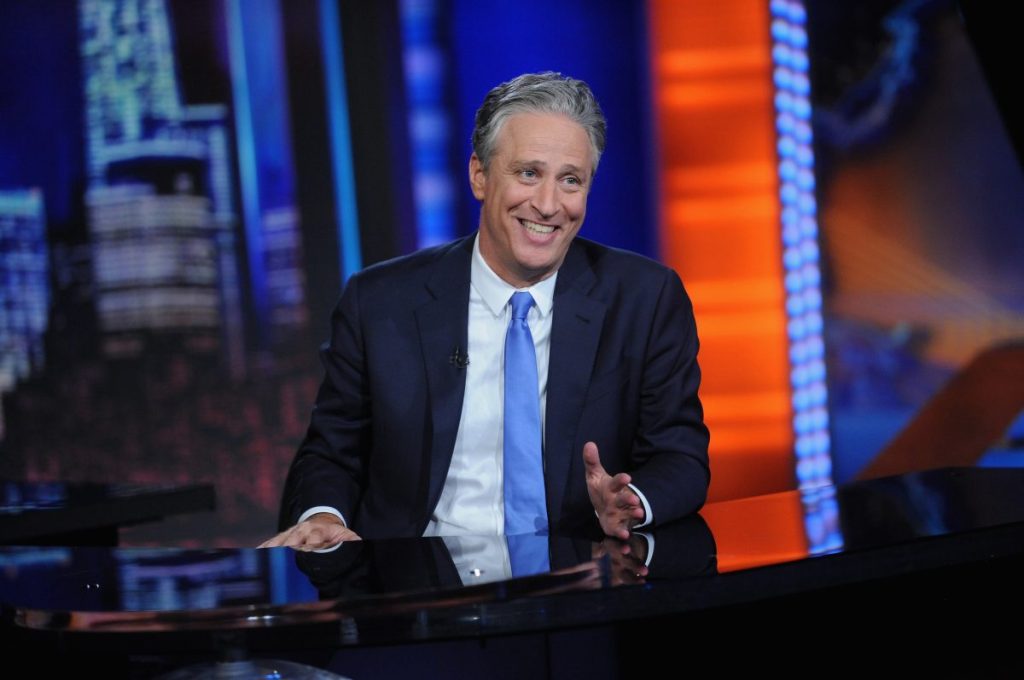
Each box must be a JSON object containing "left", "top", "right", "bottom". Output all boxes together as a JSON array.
[{"left": 423, "top": 236, "right": 556, "bottom": 535}]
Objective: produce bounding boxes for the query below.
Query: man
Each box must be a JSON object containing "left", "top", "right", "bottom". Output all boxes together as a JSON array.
[{"left": 261, "top": 72, "right": 709, "bottom": 550}]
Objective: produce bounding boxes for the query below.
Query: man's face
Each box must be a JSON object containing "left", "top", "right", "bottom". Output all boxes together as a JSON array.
[{"left": 470, "top": 112, "right": 593, "bottom": 288}]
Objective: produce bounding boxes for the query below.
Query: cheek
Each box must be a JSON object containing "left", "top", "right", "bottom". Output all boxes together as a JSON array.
[
  {"left": 566, "top": 195, "right": 588, "bottom": 221},
  {"left": 502, "top": 185, "right": 533, "bottom": 209}
]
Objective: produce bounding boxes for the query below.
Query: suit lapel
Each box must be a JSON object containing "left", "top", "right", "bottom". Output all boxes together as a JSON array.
[
  {"left": 545, "top": 243, "right": 605, "bottom": 527},
  {"left": 414, "top": 237, "right": 473, "bottom": 514}
]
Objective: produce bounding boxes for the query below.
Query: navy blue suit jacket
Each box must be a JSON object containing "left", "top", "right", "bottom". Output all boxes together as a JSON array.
[{"left": 280, "top": 235, "right": 710, "bottom": 538}]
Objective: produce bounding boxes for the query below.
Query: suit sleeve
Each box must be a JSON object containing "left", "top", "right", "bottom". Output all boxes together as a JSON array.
[
  {"left": 279, "top": 275, "right": 371, "bottom": 530},
  {"left": 627, "top": 268, "right": 710, "bottom": 524}
]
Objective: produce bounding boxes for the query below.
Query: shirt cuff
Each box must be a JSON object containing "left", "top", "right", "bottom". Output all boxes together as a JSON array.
[
  {"left": 298, "top": 506, "right": 347, "bottom": 526},
  {"left": 628, "top": 483, "right": 654, "bottom": 529}
]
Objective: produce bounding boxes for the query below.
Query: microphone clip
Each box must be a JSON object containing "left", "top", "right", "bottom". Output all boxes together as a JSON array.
[{"left": 449, "top": 346, "right": 470, "bottom": 369}]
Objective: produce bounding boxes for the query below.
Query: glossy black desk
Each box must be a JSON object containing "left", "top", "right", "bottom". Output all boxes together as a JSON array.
[
  {"left": 2, "top": 467, "right": 1023, "bottom": 677},
  {"left": 0, "top": 481, "right": 216, "bottom": 546}
]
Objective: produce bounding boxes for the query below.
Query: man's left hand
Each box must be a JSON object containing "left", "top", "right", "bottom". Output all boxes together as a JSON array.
[{"left": 583, "top": 441, "right": 645, "bottom": 540}]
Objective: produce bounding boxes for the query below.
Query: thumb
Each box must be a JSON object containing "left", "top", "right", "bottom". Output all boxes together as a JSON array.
[{"left": 582, "top": 441, "right": 605, "bottom": 477}]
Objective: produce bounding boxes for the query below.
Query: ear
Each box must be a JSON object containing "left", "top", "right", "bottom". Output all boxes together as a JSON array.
[{"left": 469, "top": 153, "right": 486, "bottom": 201}]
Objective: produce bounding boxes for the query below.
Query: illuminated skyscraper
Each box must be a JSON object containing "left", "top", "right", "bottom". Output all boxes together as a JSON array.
[
  {"left": 86, "top": 167, "right": 221, "bottom": 357},
  {"left": 0, "top": 189, "right": 51, "bottom": 438},
  {"left": 79, "top": 0, "right": 307, "bottom": 360},
  {"left": 78, "top": 0, "right": 251, "bottom": 365}
]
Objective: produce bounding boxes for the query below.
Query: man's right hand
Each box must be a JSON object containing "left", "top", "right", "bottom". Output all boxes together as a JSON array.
[{"left": 258, "top": 513, "right": 361, "bottom": 550}]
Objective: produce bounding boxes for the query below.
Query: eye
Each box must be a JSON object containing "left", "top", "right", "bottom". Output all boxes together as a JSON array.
[{"left": 519, "top": 168, "right": 538, "bottom": 179}]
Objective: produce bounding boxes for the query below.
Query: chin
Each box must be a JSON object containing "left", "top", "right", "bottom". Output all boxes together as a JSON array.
[{"left": 514, "top": 258, "right": 559, "bottom": 281}]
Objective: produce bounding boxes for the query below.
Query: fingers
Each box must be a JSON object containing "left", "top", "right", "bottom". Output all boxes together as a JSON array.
[
  {"left": 602, "top": 510, "right": 632, "bottom": 541},
  {"left": 292, "top": 525, "right": 360, "bottom": 552},
  {"left": 613, "top": 485, "right": 640, "bottom": 510},
  {"left": 258, "top": 528, "right": 298, "bottom": 548},
  {"left": 258, "top": 519, "right": 361, "bottom": 551},
  {"left": 608, "top": 471, "right": 633, "bottom": 493},
  {"left": 257, "top": 535, "right": 280, "bottom": 549},
  {"left": 601, "top": 508, "right": 634, "bottom": 539},
  {"left": 604, "top": 500, "right": 643, "bottom": 541}
]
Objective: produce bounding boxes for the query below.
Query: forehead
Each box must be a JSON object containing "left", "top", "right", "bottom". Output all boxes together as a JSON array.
[{"left": 493, "top": 112, "right": 593, "bottom": 168}]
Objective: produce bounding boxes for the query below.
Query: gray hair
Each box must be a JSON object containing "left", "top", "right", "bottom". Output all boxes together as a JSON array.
[{"left": 471, "top": 72, "right": 607, "bottom": 176}]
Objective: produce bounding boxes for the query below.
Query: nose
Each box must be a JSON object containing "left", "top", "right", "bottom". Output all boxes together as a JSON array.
[{"left": 530, "top": 177, "right": 559, "bottom": 220}]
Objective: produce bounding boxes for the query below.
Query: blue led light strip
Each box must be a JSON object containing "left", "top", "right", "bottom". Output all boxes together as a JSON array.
[
  {"left": 769, "top": 1, "right": 833, "bottom": 487},
  {"left": 769, "top": 0, "right": 840, "bottom": 554},
  {"left": 319, "top": 0, "right": 363, "bottom": 282}
]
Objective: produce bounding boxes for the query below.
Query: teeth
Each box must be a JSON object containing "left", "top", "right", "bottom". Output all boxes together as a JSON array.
[{"left": 521, "top": 220, "right": 555, "bottom": 234}]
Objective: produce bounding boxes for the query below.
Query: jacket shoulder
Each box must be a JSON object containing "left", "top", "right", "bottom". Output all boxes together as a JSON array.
[
  {"left": 571, "top": 237, "right": 680, "bottom": 287},
  {"left": 345, "top": 236, "right": 472, "bottom": 297}
]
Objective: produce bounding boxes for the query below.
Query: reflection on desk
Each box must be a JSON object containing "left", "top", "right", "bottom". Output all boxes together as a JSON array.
[
  {"left": 0, "top": 515, "right": 716, "bottom": 634},
  {"left": 1, "top": 468, "right": 1023, "bottom": 675},
  {"left": 0, "top": 480, "right": 216, "bottom": 546}
]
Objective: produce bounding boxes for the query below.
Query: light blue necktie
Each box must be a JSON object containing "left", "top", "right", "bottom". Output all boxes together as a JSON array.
[{"left": 503, "top": 291, "right": 549, "bottom": 535}]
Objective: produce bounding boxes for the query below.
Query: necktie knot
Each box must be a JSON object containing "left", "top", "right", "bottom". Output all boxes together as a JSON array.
[{"left": 510, "top": 291, "right": 535, "bottom": 321}]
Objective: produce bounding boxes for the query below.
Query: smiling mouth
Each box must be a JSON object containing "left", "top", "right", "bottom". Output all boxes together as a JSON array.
[{"left": 519, "top": 219, "right": 556, "bottom": 235}]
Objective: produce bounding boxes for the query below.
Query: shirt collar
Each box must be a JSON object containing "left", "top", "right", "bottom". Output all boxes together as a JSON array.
[{"left": 471, "top": 233, "right": 557, "bottom": 318}]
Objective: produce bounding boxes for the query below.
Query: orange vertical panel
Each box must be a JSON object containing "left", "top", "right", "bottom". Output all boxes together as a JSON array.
[{"left": 649, "top": 0, "right": 795, "bottom": 502}]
